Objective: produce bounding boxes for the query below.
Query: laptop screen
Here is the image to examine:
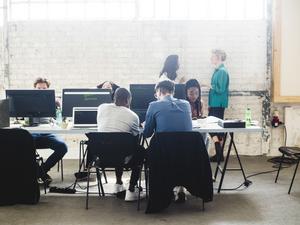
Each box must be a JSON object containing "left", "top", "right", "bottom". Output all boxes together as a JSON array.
[{"left": 73, "top": 108, "right": 98, "bottom": 127}]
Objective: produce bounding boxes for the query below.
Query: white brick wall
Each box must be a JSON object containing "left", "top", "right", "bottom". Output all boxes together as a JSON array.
[{"left": 2, "top": 20, "right": 278, "bottom": 158}]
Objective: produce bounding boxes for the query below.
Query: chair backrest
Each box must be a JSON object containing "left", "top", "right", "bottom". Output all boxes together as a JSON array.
[
  {"left": 149, "top": 131, "right": 210, "bottom": 180},
  {"left": 146, "top": 131, "right": 213, "bottom": 213},
  {"left": 0, "top": 128, "right": 40, "bottom": 205},
  {"left": 86, "top": 132, "right": 139, "bottom": 168}
]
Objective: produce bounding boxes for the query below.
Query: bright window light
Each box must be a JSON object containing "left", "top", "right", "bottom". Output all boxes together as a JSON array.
[
  {"left": 227, "top": 0, "right": 245, "bottom": 20},
  {"left": 86, "top": 2, "right": 105, "bottom": 20},
  {"left": 209, "top": 0, "right": 226, "bottom": 20},
  {"left": 189, "top": 0, "right": 208, "bottom": 20},
  {"left": 139, "top": 0, "right": 154, "bottom": 19},
  {"left": 48, "top": 3, "right": 66, "bottom": 20},
  {"left": 105, "top": 2, "right": 121, "bottom": 19},
  {"left": 245, "top": 0, "right": 264, "bottom": 20},
  {"left": 8, "top": 0, "right": 266, "bottom": 21},
  {"left": 29, "top": 3, "right": 47, "bottom": 20},
  {"left": 155, "top": 0, "right": 169, "bottom": 19},
  {"left": 67, "top": 2, "right": 85, "bottom": 20},
  {"left": 121, "top": 2, "right": 135, "bottom": 19},
  {"left": 11, "top": 3, "right": 29, "bottom": 21},
  {"left": 170, "top": 0, "right": 188, "bottom": 19}
]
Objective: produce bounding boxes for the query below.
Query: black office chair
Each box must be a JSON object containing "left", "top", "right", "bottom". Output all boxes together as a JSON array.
[
  {"left": 84, "top": 132, "right": 146, "bottom": 210},
  {"left": 275, "top": 146, "right": 300, "bottom": 194},
  {"left": 0, "top": 128, "right": 40, "bottom": 205},
  {"left": 145, "top": 131, "right": 213, "bottom": 213}
]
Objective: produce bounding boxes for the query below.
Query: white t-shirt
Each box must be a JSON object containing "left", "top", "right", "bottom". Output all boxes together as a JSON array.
[
  {"left": 159, "top": 72, "right": 184, "bottom": 83},
  {"left": 97, "top": 103, "right": 140, "bottom": 136}
]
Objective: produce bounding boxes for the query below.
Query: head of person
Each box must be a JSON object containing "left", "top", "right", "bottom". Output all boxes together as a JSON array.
[
  {"left": 159, "top": 55, "right": 179, "bottom": 81},
  {"left": 185, "top": 79, "right": 201, "bottom": 104},
  {"left": 34, "top": 77, "right": 50, "bottom": 89},
  {"left": 114, "top": 88, "right": 132, "bottom": 108},
  {"left": 97, "top": 81, "right": 119, "bottom": 91},
  {"left": 154, "top": 80, "right": 175, "bottom": 100},
  {"left": 211, "top": 49, "right": 227, "bottom": 67}
]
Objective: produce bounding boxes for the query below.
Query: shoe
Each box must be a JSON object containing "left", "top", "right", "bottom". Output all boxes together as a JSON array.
[
  {"left": 175, "top": 191, "right": 187, "bottom": 203},
  {"left": 113, "top": 184, "right": 126, "bottom": 194},
  {"left": 210, "top": 154, "right": 224, "bottom": 162},
  {"left": 44, "top": 174, "right": 53, "bottom": 184},
  {"left": 125, "top": 187, "right": 145, "bottom": 202}
]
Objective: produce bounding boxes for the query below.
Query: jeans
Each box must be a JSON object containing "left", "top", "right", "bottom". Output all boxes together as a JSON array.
[{"left": 32, "top": 133, "right": 68, "bottom": 173}]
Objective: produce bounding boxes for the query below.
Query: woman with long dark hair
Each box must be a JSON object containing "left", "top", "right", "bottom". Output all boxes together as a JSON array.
[
  {"left": 185, "top": 79, "right": 203, "bottom": 119},
  {"left": 159, "top": 55, "right": 184, "bottom": 83}
]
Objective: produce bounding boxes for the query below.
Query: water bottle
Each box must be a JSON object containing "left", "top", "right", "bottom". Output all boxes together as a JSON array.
[
  {"left": 245, "top": 108, "right": 252, "bottom": 127},
  {"left": 56, "top": 107, "right": 63, "bottom": 126}
]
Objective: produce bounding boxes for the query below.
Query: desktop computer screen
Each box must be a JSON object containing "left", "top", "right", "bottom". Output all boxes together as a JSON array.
[
  {"left": 6, "top": 89, "right": 56, "bottom": 118},
  {"left": 130, "top": 83, "right": 186, "bottom": 122},
  {"left": 62, "top": 88, "right": 112, "bottom": 117}
]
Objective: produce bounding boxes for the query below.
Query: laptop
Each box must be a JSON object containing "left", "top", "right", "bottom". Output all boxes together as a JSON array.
[{"left": 72, "top": 107, "right": 98, "bottom": 128}]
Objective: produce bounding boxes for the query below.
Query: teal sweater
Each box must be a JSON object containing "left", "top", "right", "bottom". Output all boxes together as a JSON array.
[{"left": 208, "top": 64, "right": 229, "bottom": 108}]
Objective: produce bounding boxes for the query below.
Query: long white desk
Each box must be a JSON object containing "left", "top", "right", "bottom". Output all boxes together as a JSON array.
[
  {"left": 9, "top": 121, "right": 263, "bottom": 193},
  {"left": 10, "top": 123, "right": 262, "bottom": 135}
]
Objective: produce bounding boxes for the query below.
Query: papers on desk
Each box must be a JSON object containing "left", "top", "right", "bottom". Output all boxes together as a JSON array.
[{"left": 192, "top": 116, "right": 221, "bottom": 128}]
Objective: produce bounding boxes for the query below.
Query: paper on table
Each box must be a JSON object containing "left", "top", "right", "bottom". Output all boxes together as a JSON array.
[{"left": 193, "top": 116, "right": 222, "bottom": 128}]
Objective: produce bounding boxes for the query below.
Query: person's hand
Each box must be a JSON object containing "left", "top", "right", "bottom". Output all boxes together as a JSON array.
[{"left": 141, "top": 121, "right": 145, "bottom": 128}]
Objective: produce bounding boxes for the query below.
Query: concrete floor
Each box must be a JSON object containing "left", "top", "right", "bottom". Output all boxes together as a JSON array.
[{"left": 0, "top": 156, "right": 300, "bottom": 225}]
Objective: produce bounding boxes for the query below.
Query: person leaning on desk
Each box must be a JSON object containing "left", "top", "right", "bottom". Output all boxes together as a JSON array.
[
  {"left": 31, "top": 77, "right": 68, "bottom": 185},
  {"left": 143, "top": 80, "right": 193, "bottom": 203}
]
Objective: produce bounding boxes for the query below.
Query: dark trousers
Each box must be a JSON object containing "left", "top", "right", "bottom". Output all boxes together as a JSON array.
[
  {"left": 32, "top": 133, "right": 68, "bottom": 173},
  {"left": 87, "top": 146, "right": 146, "bottom": 188},
  {"left": 209, "top": 107, "right": 225, "bottom": 139},
  {"left": 116, "top": 146, "right": 146, "bottom": 188}
]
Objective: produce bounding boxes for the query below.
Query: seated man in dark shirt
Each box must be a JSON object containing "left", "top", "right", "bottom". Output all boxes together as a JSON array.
[
  {"left": 32, "top": 77, "right": 68, "bottom": 184},
  {"left": 143, "top": 80, "right": 193, "bottom": 203}
]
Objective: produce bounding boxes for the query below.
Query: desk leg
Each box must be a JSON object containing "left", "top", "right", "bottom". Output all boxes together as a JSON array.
[
  {"left": 231, "top": 133, "right": 247, "bottom": 182},
  {"left": 214, "top": 133, "right": 228, "bottom": 180},
  {"left": 217, "top": 132, "right": 233, "bottom": 193}
]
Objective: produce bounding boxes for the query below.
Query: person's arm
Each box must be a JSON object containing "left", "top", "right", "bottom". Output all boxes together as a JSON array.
[
  {"left": 143, "top": 103, "right": 156, "bottom": 138},
  {"left": 97, "top": 105, "right": 103, "bottom": 131},
  {"left": 131, "top": 114, "right": 140, "bottom": 136},
  {"left": 211, "top": 70, "right": 229, "bottom": 94}
]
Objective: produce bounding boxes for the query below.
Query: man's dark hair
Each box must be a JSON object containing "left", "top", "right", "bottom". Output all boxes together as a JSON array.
[
  {"left": 114, "top": 88, "right": 131, "bottom": 106},
  {"left": 34, "top": 77, "right": 50, "bottom": 88},
  {"left": 155, "top": 80, "right": 175, "bottom": 95}
]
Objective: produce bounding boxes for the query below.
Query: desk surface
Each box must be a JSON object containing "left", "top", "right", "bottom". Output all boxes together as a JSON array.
[{"left": 9, "top": 123, "right": 263, "bottom": 134}]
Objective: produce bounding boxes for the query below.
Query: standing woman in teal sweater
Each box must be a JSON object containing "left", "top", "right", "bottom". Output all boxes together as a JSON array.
[{"left": 208, "top": 49, "right": 229, "bottom": 162}]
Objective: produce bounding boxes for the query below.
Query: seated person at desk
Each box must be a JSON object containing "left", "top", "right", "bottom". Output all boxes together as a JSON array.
[
  {"left": 97, "top": 81, "right": 119, "bottom": 99},
  {"left": 97, "top": 88, "right": 145, "bottom": 201},
  {"left": 185, "top": 79, "right": 204, "bottom": 119},
  {"left": 32, "top": 77, "right": 68, "bottom": 184},
  {"left": 143, "top": 80, "right": 192, "bottom": 203}
]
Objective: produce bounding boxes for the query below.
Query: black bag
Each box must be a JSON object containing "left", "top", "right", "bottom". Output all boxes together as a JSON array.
[{"left": 0, "top": 128, "right": 40, "bottom": 205}]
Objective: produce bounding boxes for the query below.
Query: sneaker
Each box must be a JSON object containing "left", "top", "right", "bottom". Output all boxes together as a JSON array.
[
  {"left": 125, "top": 187, "right": 145, "bottom": 202},
  {"left": 113, "top": 184, "right": 126, "bottom": 194},
  {"left": 210, "top": 154, "right": 224, "bottom": 162},
  {"left": 174, "top": 191, "right": 187, "bottom": 203}
]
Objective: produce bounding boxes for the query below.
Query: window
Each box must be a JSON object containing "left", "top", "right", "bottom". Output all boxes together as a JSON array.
[{"left": 8, "top": 0, "right": 267, "bottom": 21}]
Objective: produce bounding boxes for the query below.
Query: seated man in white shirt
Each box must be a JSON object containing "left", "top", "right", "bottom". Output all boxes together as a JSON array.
[{"left": 97, "top": 88, "right": 145, "bottom": 201}]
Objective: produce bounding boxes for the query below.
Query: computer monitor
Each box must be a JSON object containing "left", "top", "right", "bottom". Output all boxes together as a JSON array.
[
  {"left": 130, "top": 83, "right": 187, "bottom": 122},
  {"left": 6, "top": 89, "right": 56, "bottom": 118},
  {"left": 62, "top": 88, "right": 112, "bottom": 117}
]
